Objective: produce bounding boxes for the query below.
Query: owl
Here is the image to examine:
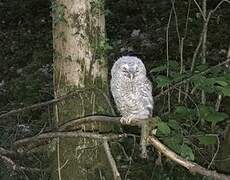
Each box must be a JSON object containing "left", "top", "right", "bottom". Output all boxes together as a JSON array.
[{"left": 110, "top": 56, "right": 153, "bottom": 123}]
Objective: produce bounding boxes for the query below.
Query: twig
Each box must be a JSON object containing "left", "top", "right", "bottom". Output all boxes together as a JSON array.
[
  {"left": 0, "top": 90, "right": 85, "bottom": 119},
  {"left": 0, "top": 147, "right": 16, "bottom": 157},
  {"left": 166, "top": 7, "right": 173, "bottom": 113},
  {"left": 148, "top": 136, "right": 230, "bottom": 180},
  {"left": 193, "top": 0, "right": 206, "bottom": 20},
  {"left": 0, "top": 87, "right": 115, "bottom": 121},
  {"left": 201, "top": 0, "right": 207, "bottom": 105},
  {"left": 103, "top": 140, "right": 121, "bottom": 180},
  {"left": 58, "top": 116, "right": 121, "bottom": 131},
  {"left": 215, "top": 45, "right": 230, "bottom": 111},
  {"left": 0, "top": 154, "right": 41, "bottom": 172}
]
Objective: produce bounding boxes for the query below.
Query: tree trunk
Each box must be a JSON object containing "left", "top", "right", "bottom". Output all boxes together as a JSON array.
[{"left": 52, "top": 0, "right": 116, "bottom": 179}]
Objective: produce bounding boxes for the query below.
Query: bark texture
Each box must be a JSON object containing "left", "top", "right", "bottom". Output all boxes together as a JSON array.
[{"left": 52, "top": 0, "right": 115, "bottom": 179}]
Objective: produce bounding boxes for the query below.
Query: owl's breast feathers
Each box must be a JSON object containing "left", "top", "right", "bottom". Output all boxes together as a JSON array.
[{"left": 111, "top": 75, "right": 153, "bottom": 118}]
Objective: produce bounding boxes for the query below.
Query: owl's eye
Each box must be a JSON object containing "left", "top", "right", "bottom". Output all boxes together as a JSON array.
[{"left": 122, "top": 66, "right": 128, "bottom": 72}]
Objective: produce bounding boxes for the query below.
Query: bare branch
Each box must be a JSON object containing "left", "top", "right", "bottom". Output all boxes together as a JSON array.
[
  {"left": 103, "top": 140, "right": 121, "bottom": 180},
  {"left": 148, "top": 136, "right": 230, "bottom": 180},
  {"left": 0, "top": 90, "right": 85, "bottom": 119},
  {"left": 0, "top": 154, "right": 41, "bottom": 172}
]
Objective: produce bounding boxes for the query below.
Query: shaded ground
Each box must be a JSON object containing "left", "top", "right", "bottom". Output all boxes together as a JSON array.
[{"left": 0, "top": 0, "right": 230, "bottom": 179}]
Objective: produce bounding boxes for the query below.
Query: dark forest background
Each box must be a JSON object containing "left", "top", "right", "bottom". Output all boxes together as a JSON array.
[{"left": 0, "top": 0, "right": 230, "bottom": 179}]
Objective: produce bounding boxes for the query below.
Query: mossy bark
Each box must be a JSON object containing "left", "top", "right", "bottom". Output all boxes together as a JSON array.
[{"left": 51, "top": 0, "right": 116, "bottom": 179}]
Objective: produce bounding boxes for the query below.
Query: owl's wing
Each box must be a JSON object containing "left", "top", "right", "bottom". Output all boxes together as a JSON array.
[{"left": 140, "top": 78, "right": 153, "bottom": 117}]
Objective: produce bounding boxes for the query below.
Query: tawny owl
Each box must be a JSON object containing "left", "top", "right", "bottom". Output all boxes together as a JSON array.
[{"left": 110, "top": 56, "right": 153, "bottom": 123}]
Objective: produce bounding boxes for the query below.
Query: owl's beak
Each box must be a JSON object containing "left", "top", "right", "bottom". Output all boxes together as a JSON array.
[{"left": 128, "top": 73, "right": 135, "bottom": 80}]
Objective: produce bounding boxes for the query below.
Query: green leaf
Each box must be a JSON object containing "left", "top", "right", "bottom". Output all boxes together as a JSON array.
[
  {"left": 198, "top": 136, "right": 217, "bottom": 145},
  {"left": 158, "top": 122, "right": 171, "bottom": 135},
  {"left": 163, "top": 136, "right": 183, "bottom": 154},
  {"left": 174, "top": 106, "right": 192, "bottom": 118},
  {"left": 155, "top": 75, "right": 171, "bottom": 88},
  {"left": 169, "top": 60, "right": 179, "bottom": 69},
  {"left": 199, "top": 105, "right": 214, "bottom": 119},
  {"left": 195, "top": 64, "right": 209, "bottom": 72},
  {"left": 168, "top": 120, "right": 181, "bottom": 130},
  {"left": 215, "top": 80, "right": 228, "bottom": 87},
  {"left": 206, "top": 112, "right": 228, "bottom": 123},
  {"left": 150, "top": 65, "right": 167, "bottom": 73},
  {"left": 219, "top": 86, "right": 230, "bottom": 96},
  {"left": 199, "top": 105, "right": 228, "bottom": 123},
  {"left": 180, "top": 144, "right": 194, "bottom": 161},
  {"left": 192, "top": 76, "right": 215, "bottom": 93}
]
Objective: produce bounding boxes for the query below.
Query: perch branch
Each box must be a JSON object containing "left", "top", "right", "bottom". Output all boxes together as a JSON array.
[
  {"left": 14, "top": 131, "right": 128, "bottom": 152},
  {"left": 10, "top": 115, "right": 230, "bottom": 179}
]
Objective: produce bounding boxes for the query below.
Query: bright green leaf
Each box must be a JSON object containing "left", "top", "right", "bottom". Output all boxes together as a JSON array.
[
  {"left": 180, "top": 144, "right": 194, "bottom": 161},
  {"left": 215, "top": 80, "right": 228, "bottom": 87},
  {"left": 198, "top": 136, "right": 217, "bottom": 145},
  {"left": 199, "top": 105, "right": 228, "bottom": 123},
  {"left": 158, "top": 122, "right": 171, "bottom": 135},
  {"left": 219, "top": 86, "right": 230, "bottom": 96},
  {"left": 206, "top": 112, "right": 228, "bottom": 123}
]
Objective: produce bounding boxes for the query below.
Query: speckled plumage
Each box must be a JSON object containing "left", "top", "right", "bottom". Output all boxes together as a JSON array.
[{"left": 111, "top": 56, "right": 153, "bottom": 122}]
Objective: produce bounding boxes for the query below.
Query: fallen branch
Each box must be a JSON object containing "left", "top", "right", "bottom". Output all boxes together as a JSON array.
[{"left": 148, "top": 136, "right": 230, "bottom": 180}]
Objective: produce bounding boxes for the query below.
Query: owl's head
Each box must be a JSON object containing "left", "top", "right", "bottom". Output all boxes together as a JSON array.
[{"left": 111, "top": 56, "right": 147, "bottom": 80}]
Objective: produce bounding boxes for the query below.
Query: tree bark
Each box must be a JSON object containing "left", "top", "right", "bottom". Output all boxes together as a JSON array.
[{"left": 52, "top": 0, "right": 115, "bottom": 179}]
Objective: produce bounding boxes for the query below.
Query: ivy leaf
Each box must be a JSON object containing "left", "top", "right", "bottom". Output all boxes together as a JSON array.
[
  {"left": 158, "top": 122, "right": 171, "bottom": 135},
  {"left": 198, "top": 136, "right": 217, "bottom": 145},
  {"left": 180, "top": 144, "right": 194, "bottom": 161},
  {"left": 155, "top": 75, "right": 171, "bottom": 88}
]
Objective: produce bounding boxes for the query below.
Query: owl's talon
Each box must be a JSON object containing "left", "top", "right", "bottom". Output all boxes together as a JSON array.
[{"left": 120, "top": 116, "right": 134, "bottom": 124}]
